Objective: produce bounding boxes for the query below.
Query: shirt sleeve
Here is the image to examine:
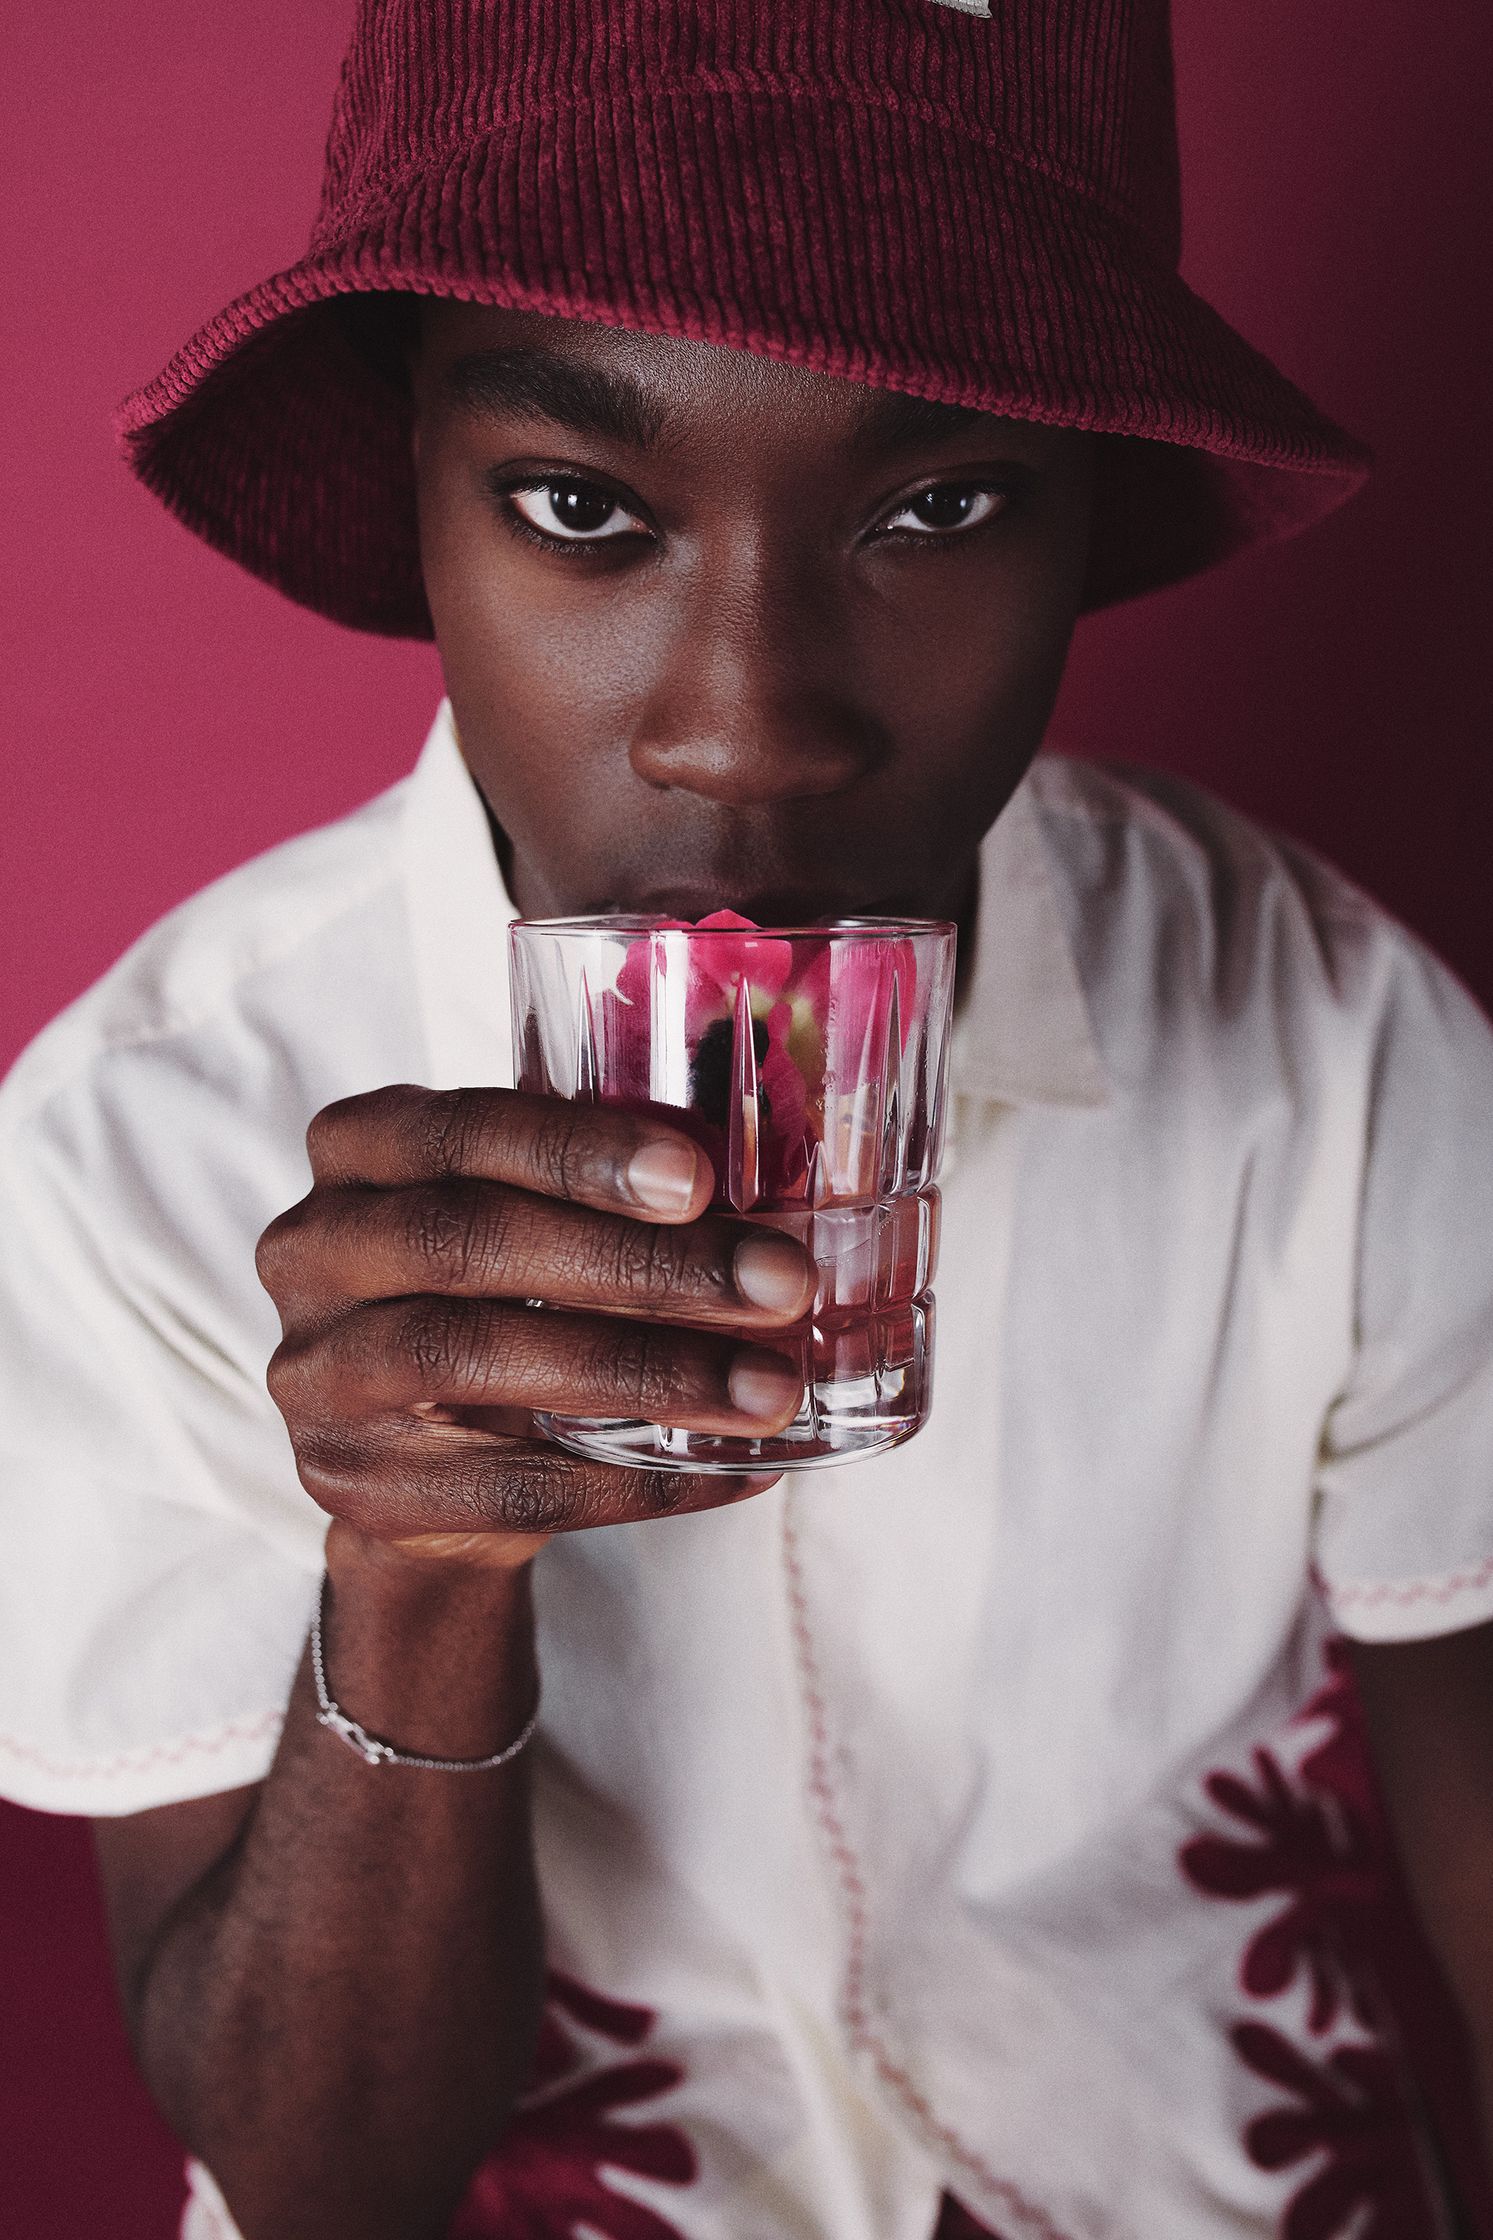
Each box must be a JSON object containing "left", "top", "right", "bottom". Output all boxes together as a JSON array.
[
  {"left": 1311, "top": 911, "right": 1493, "bottom": 1643},
  {"left": 0, "top": 1034, "right": 327, "bottom": 1817}
]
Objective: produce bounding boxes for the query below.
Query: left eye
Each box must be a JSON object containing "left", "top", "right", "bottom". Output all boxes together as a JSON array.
[
  {"left": 878, "top": 483, "right": 1012, "bottom": 538},
  {"left": 501, "top": 478, "right": 642, "bottom": 547}
]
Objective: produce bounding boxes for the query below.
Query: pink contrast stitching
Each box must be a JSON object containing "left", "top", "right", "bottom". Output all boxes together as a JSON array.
[
  {"left": 0, "top": 1711, "right": 282, "bottom": 1783},
  {"left": 781, "top": 1492, "right": 1072, "bottom": 2240},
  {"left": 1323, "top": 1555, "right": 1493, "bottom": 1611}
]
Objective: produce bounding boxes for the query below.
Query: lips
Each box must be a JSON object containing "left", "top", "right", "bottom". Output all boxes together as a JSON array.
[{"left": 623, "top": 885, "right": 874, "bottom": 925}]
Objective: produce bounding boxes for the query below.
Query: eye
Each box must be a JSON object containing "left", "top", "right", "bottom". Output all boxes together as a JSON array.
[
  {"left": 490, "top": 465, "right": 1029, "bottom": 557},
  {"left": 876, "top": 481, "right": 1016, "bottom": 541},
  {"left": 492, "top": 474, "right": 646, "bottom": 556}
]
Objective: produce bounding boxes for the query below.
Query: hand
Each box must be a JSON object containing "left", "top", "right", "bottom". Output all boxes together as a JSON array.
[{"left": 256, "top": 1085, "right": 814, "bottom": 1571}]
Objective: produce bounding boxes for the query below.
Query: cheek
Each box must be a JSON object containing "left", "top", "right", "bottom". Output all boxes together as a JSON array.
[
  {"left": 867, "top": 579, "right": 1076, "bottom": 806},
  {"left": 875, "top": 537, "right": 1090, "bottom": 848},
  {"left": 415, "top": 445, "right": 508, "bottom": 659},
  {"left": 964, "top": 493, "right": 1091, "bottom": 744},
  {"left": 419, "top": 596, "right": 642, "bottom": 889},
  {"left": 416, "top": 444, "right": 652, "bottom": 726},
  {"left": 870, "top": 479, "right": 1091, "bottom": 747}
]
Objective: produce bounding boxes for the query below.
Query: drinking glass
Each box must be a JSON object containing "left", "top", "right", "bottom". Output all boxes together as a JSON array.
[{"left": 508, "top": 914, "right": 956, "bottom": 1471}]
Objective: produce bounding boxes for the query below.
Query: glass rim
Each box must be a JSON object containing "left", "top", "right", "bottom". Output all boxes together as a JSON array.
[{"left": 509, "top": 911, "right": 958, "bottom": 941}]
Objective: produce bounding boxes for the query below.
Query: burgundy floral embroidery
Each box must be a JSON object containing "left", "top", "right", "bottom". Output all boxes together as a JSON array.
[
  {"left": 1230, "top": 2022, "right": 1442, "bottom": 2240},
  {"left": 1179, "top": 1742, "right": 1379, "bottom": 2034},
  {"left": 1291, "top": 1641, "right": 1381, "bottom": 1823},
  {"left": 450, "top": 1970, "right": 696, "bottom": 2240},
  {"left": 1177, "top": 1637, "right": 1455, "bottom": 2239}
]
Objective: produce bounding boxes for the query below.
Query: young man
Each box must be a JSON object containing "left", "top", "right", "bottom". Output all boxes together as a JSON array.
[{"left": 4, "top": 4, "right": 1493, "bottom": 2237}]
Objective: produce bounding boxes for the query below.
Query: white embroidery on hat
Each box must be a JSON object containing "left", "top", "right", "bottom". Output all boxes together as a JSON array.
[{"left": 929, "top": 0, "right": 992, "bottom": 14}]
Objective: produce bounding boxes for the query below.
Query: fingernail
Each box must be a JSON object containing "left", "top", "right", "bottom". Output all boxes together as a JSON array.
[
  {"left": 733, "top": 1233, "right": 814, "bottom": 1315},
  {"left": 728, "top": 1347, "right": 803, "bottom": 1425},
  {"left": 627, "top": 1138, "right": 703, "bottom": 1215}
]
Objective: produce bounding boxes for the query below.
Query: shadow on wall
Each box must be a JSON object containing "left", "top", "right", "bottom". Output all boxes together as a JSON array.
[{"left": 1053, "top": 0, "right": 1493, "bottom": 1015}]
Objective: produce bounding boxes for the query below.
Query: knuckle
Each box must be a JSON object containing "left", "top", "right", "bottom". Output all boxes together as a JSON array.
[
  {"left": 254, "top": 1205, "right": 300, "bottom": 1294},
  {"left": 304, "top": 1091, "right": 369, "bottom": 1171},
  {"left": 267, "top": 1321, "right": 369, "bottom": 1426},
  {"left": 421, "top": 1087, "right": 485, "bottom": 1178},
  {"left": 306, "top": 1085, "right": 426, "bottom": 1178},
  {"left": 633, "top": 1469, "right": 689, "bottom": 1517},
  {"left": 397, "top": 1297, "right": 459, "bottom": 1385},
  {"left": 265, "top": 1331, "right": 315, "bottom": 1415},
  {"left": 527, "top": 1102, "right": 597, "bottom": 1203},
  {"left": 578, "top": 1219, "right": 646, "bottom": 1301},
  {"left": 292, "top": 1419, "right": 377, "bottom": 1505},
  {"left": 255, "top": 1190, "right": 337, "bottom": 1296},
  {"left": 302, "top": 1102, "right": 346, "bottom": 1174},
  {"left": 615, "top": 1221, "right": 694, "bottom": 1304},
  {"left": 393, "top": 1297, "right": 503, "bottom": 1394},
  {"left": 403, "top": 1185, "right": 483, "bottom": 1281},
  {"left": 436, "top": 1443, "right": 580, "bottom": 1538},
  {"left": 457, "top": 1187, "right": 521, "bottom": 1286},
  {"left": 493, "top": 1454, "right": 578, "bottom": 1536},
  {"left": 603, "top": 1322, "right": 694, "bottom": 1418}
]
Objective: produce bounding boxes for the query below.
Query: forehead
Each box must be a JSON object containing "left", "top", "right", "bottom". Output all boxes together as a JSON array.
[{"left": 416, "top": 298, "right": 1052, "bottom": 460}]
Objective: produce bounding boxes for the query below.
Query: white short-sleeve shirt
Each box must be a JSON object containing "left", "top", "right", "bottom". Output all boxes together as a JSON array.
[{"left": 4, "top": 702, "right": 1492, "bottom": 2240}]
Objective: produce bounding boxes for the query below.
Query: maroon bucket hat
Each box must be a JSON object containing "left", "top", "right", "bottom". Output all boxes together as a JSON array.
[{"left": 115, "top": 0, "right": 1371, "bottom": 632}]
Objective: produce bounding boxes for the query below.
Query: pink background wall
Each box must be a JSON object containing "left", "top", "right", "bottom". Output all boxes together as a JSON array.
[{"left": 3, "top": 1, "right": 1490, "bottom": 2230}]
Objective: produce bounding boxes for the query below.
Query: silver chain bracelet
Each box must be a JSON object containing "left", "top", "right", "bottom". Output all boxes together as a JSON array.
[{"left": 310, "top": 1569, "right": 541, "bottom": 1771}]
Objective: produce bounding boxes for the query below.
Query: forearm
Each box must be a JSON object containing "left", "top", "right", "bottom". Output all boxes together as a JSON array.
[
  {"left": 133, "top": 1080, "right": 796, "bottom": 2234},
  {"left": 133, "top": 1534, "right": 545, "bottom": 2240}
]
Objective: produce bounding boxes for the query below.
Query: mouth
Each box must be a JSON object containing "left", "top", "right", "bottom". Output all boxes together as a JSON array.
[{"left": 617, "top": 884, "right": 884, "bottom": 926}]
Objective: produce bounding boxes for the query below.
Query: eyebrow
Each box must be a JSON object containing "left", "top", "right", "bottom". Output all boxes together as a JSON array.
[{"left": 441, "top": 346, "right": 1000, "bottom": 459}]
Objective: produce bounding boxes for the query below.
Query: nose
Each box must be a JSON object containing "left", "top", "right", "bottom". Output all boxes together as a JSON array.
[{"left": 627, "top": 569, "right": 881, "bottom": 806}]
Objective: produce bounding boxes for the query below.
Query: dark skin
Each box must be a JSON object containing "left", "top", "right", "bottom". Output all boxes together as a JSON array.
[
  {"left": 87, "top": 302, "right": 1493, "bottom": 2236},
  {"left": 411, "top": 302, "right": 1091, "bottom": 942}
]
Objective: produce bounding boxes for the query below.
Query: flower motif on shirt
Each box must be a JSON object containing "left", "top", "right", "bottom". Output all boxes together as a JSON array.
[
  {"left": 450, "top": 1969, "right": 695, "bottom": 2240},
  {"left": 1229, "top": 2021, "right": 1442, "bottom": 2240},
  {"left": 1178, "top": 1637, "right": 1450, "bottom": 2238},
  {"left": 1178, "top": 1740, "right": 1380, "bottom": 2034}
]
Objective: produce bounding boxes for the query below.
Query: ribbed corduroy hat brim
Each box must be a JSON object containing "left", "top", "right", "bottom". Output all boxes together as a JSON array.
[{"left": 116, "top": 69, "right": 1371, "bottom": 631}]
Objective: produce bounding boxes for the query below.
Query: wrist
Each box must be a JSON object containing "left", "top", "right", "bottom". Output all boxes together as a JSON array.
[
  {"left": 319, "top": 1523, "right": 539, "bottom": 1764},
  {"left": 325, "top": 1516, "right": 542, "bottom": 1599}
]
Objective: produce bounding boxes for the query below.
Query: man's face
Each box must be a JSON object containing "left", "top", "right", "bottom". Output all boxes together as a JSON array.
[{"left": 411, "top": 301, "right": 1094, "bottom": 926}]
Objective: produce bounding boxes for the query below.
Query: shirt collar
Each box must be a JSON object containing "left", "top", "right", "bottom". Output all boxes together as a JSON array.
[
  {"left": 951, "top": 767, "right": 1111, "bottom": 1108},
  {"left": 401, "top": 700, "right": 1108, "bottom": 1108},
  {"left": 401, "top": 698, "right": 518, "bottom": 1092}
]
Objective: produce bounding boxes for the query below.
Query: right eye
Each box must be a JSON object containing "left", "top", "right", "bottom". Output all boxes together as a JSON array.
[{"left": 492, "top": 474, "right": 649, "bottom": 557}]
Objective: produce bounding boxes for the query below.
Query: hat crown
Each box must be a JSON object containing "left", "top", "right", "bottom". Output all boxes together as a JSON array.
[
  {"left": 118, "top": 0, "right": 1370, "bottom": 635},
  {"left": 317, "top": 0, "right": 1182, "bottom": 268}
]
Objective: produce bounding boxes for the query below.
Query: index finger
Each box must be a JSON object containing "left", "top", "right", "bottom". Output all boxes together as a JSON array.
[{"left": 306, "top": 1085, "right": 714, "bottom": 1223}]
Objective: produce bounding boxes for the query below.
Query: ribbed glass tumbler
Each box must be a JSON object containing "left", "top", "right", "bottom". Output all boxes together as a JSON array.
[{"left": 508, "top": 913, "right": 957, "bottom": 1472}]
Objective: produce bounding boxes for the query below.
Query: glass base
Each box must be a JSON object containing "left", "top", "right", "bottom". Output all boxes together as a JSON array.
[{"left": 536, "top": 1297, "right": 932, "bottom": 1474}]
